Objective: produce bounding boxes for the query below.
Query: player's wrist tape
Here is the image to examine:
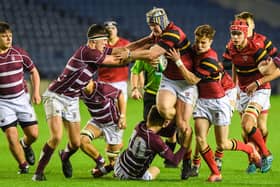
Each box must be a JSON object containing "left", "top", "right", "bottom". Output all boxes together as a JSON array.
[
  {"left": 255, "top": 79, "right": 262, "bottom": 87},
  {"left": 175, "top": 59, "right": 183, "bottom": 67},
  {"left": 127, "top": 49, "right": 131, "bottom": 60},
  {"left": 120, "top": 114, "right": 125, "bottom": 118}
]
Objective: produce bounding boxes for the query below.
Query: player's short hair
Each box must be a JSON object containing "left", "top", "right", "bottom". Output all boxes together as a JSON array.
[
  {"left": 146, "top": 7, "right": 169, "bottom": 30},
  {"left": 0, "top": 21, "right": 11, "bottom": 33},
  {"left": 147, "top": 105, "right": 165, "bottom": 127},
  {"left": 194, "top": 24, "right": 216, "bottom": 40},
  {"left": 87, "top": 24, "right": 109, "bottom": 40},
  {"left": 235, "top": 11, "right": 254, "bottom": 20}
]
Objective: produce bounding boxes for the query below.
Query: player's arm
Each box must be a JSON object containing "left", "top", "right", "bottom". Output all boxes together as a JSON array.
[
  {"left": 102, "top": 54, "right": 124, "bottom": 66},
  {"left": 126, "top": 35, "right": 154, "bottom": 51},
  {"left": 117, "top": 91, "right": 126, "bottom": 129},
  {"left": 128, "top": 44, "right": 166, "bottom": 64},
  {"left": 166, "top": 48, "right": 200, "bottom": 85},
  {"left": 130, "top": 73, "right": 143, "bottom": 100},
  {"left": 29, "top": 67, "right": 41, "bottom": 104},
  {"left": 130, "top": 61, "right": 144, "bottom": 100},
  {"left": 258, "top": 56, "right": 280, "bottom": 75}
]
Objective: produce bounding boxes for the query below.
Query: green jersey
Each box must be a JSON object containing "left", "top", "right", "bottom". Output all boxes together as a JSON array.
[{"left": 131, "top": 60, "right": 162, "bottom": 95}]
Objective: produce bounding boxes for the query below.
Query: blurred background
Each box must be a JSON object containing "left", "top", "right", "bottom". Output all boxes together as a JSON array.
[{"left": 1, "top": 0, "right": 280, "bottom": 93}]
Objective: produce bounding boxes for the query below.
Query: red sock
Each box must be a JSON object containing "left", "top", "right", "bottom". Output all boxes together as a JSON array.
[
  {"left": 192, "top": 154, "right": 201, "bottom": 166},
  {"left": 248, "top": 127, "right": 270, "bottom": 156},
  {"left": 215, "top": 150, "right": 224, "bottom": 159},
  {"left": 201, "top": 146, "right": 220, "bottom": 175},
  {"left": 231, "top": 139, "right": 252, "bottom": 154}
]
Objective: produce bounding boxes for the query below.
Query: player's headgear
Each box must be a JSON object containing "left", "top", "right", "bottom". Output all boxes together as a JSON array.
[
  {"left": 230, "top": 19, "right": 248, "bottom": 38},
  {"left": 104, "top": 21, "right": 117, "bottom": 28},
  {"left": 87, "top": 24, "right": 109, "bottom": 40},
  {"left": 146, "top": 7, "right": 169, "bottom": 30}
]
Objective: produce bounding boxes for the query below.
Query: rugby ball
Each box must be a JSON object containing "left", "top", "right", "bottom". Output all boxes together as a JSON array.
[{"left": 156, "top": 55, "right": 168, "bottom": 72}]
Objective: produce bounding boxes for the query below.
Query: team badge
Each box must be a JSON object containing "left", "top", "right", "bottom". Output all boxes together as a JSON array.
[{"left": 242, "top": 55, "right": 248, "bottom": 62}]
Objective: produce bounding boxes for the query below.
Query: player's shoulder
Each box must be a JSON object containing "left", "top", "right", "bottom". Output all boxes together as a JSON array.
[
  {"left": 10, "top": 45, "right": 27, "bottom": 55},
  {"left": 119, "top": 37, "right": 130, "bottom": 44},
  {"left": 253, "top": 32, "right": 267, "bottom": 41}
]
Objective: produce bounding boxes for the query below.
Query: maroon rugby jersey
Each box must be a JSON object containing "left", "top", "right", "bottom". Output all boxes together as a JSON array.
[
  {"left": 0, "top": 46, "right": 35, "bottom": 98},
  {"left": 98, "top": 37, "right": 130, "bottom": 82},
  {"left": 223, "top": 40, "right": 270, "bottom": 91},
  {"left": 48, "top": 46, "right": 112, "bottom": 97},
  {"left": 118, "top": 122, "right": 186, "bottom": 178},
  {"left": 157, "top": 22, "right": 194, "bottom": 80},
  {"left": 193, "top": 48, "right": 225, "bottom": 99},
  {"left": 80, "top": 81, "right": 121, "bottom": 125}
]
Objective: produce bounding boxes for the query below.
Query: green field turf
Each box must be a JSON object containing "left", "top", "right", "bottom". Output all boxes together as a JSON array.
[{"left": 0, "top": 96, "right": 279, "bottom": 187}]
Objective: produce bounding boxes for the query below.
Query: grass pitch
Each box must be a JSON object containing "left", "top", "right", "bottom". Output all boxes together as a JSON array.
[{"left": 0, "top": 96, "right": 279, "bottom": 187}]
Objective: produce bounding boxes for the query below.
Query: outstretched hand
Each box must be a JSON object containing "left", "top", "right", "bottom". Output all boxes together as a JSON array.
[{"left": 166, "top": 48, "right": 181, "bottom": 62}]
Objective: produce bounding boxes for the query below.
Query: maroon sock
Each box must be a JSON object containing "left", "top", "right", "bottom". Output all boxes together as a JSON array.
[
  {"left": 35, "top": 143, "right": 54, "bottom": 174},
  {"left": 61, "top": 143, "right": 78, "bottom": 160}
]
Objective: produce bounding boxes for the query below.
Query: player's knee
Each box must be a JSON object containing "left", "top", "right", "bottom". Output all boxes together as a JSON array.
[
  {"left": 49, "top": 134, "right": 63, "bottom": 147},
  {"left": 27, "top": 131, "right": 38, "bottom": 142},
  {"left": 195, "top": 135, "right": 206, "bottom": 148}
]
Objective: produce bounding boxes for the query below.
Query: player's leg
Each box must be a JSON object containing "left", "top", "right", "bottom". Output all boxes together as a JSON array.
[
  {"left": 17, "top": 94, "right": 39, "bottom": 166},
  {"left": 33, "top": 115, "right": 64, "bottom": 181},
  {"left": 33, "top": 92, "right": 65, "bottom": 181},
  {"left": 20, "top": 124, "right": 38, "bottom": 165},
  {"left": 195, "top": 118, "right": 221, "bottom": 182},
  {"left": 92, "top": 125, "right": 124, "bottom": 177},
  {"left": 176, "top": 99, "right": 193, "bottom": 180},
  {"left": 242, "top": 102, "right": 272, "bottom": 173},
  {"left": 59, "top": 120, "right": 80, "bottom": 178},
  {"left": 80, "top": 124, "right": 104, "bottom": 169},
  {"left": 258, "top": 111, "right": 269, "bottom": 144},
  {"left": 3, "top": 124, "right": 29, "bottom": 174},
  {"left": 156, "top": 89, "right": 176, "bottom": 120}
]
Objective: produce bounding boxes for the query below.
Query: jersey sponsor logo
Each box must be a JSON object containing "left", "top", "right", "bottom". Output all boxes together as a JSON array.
[{"left": 242, "top": 55, "right": 248, "bottom": 62}]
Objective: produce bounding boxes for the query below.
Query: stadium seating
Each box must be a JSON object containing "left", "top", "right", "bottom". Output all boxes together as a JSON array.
[{"left": 1, "top": 0, "right": 279, "bottom": 93}]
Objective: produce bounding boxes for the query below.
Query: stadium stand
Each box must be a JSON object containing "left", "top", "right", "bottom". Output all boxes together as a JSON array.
[{"left": 1, "top": 0, "right": 279, "bottom": 92}]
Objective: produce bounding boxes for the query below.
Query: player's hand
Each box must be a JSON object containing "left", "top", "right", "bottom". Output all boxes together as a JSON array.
[
  {"left": 166, "top": 48, "right": 180, "bottom": 62},
  {"left": 32, "top": 93, "right": 41, "bottom": 104},
  {"left": 118, "top": 115, "right": 126, "bottom": 129},
  {"left": 131, "top": 89, "right": 143, "bottom": 100},
  {"left": 245, "top": 81, "right": 258, "bottom": 96},
  {"left": 258, "top": 57, "right": 275, "bottom": 75}
]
